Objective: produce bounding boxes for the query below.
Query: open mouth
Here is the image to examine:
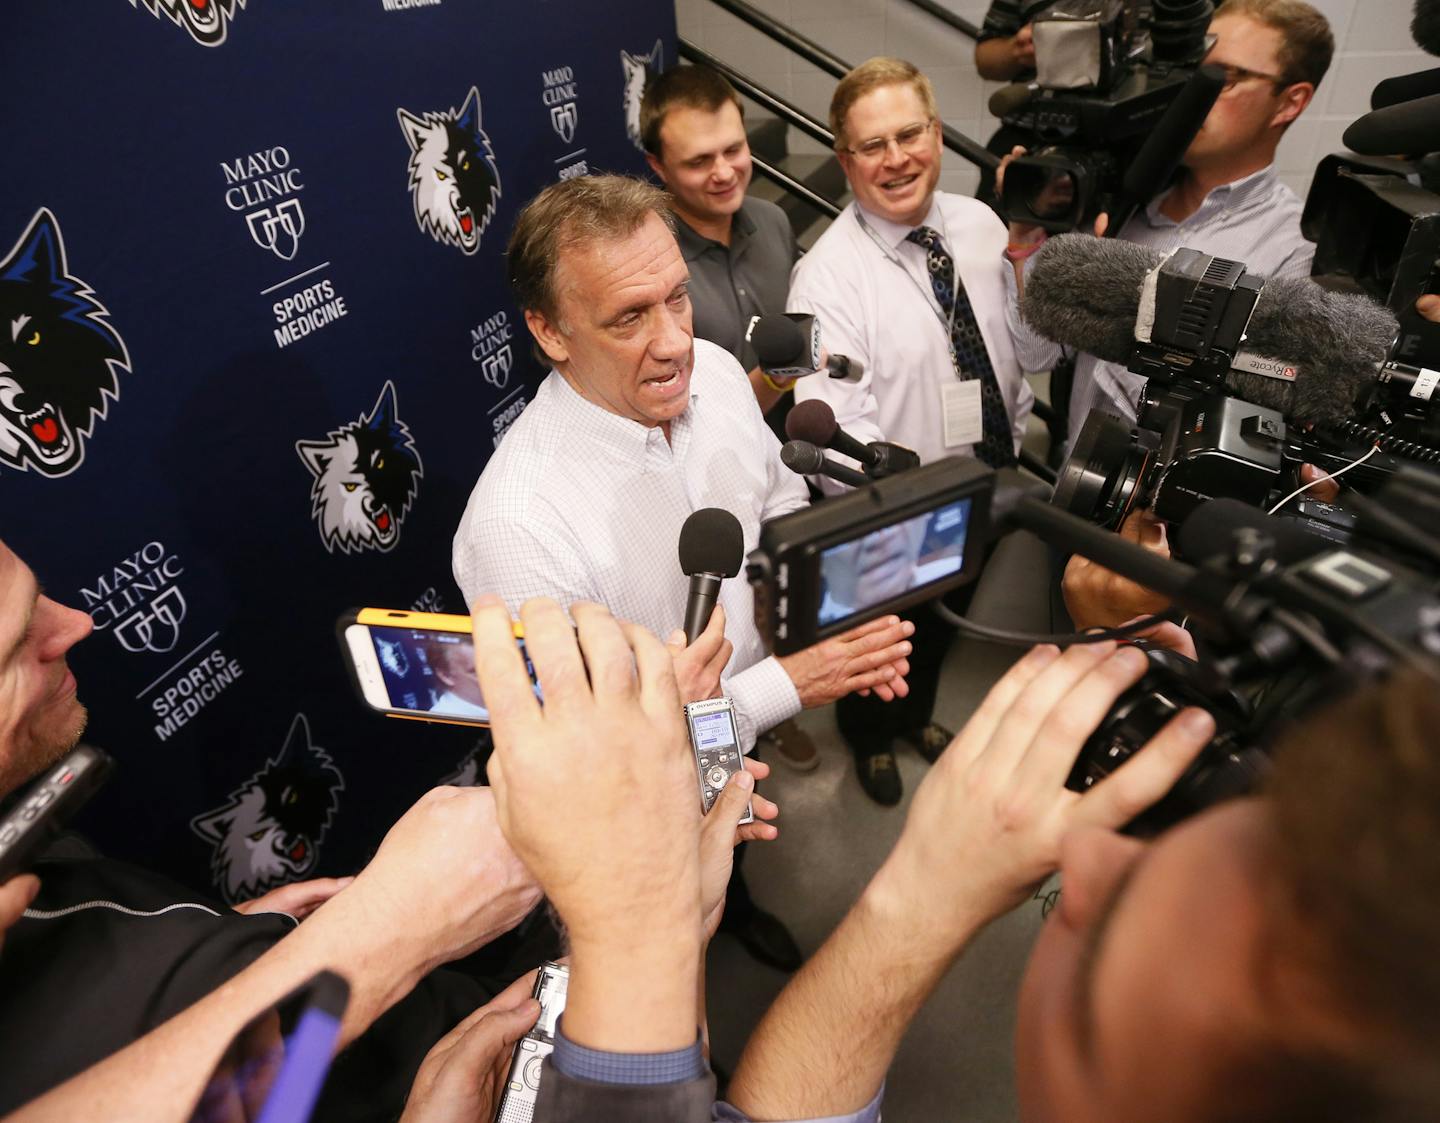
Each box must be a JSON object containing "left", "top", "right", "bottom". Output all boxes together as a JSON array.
[
  {"left": 881, "top": 173, "right": 920, "bottom": 192},
  {"left": 373, "top": 508, "right": 392, "bottom": 533},
  {"left": 288, "top": 838, "right": 308, "bottom": 863},
  {"left": 2, "top": 398, "right": 72, "bottom": 460},
  {"left": 458, "top": 207, "right": 475, "bottom": 238}
]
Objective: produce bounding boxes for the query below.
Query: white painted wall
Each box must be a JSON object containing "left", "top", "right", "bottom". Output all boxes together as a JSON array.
[{"left": 674, "top": 0, "right": 1432, "bottom": 200}]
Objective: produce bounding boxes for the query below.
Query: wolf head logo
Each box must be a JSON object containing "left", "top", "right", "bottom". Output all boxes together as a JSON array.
[
  {"left": 621, "top": 40, "right": 663, "bottom": 149},
  {"left": 0, "top": 209, "right": 130, "bottom": 479},
  {"left": 190, "top": 714, "right": 345, "bottom": 904},
  {"left": 296, "top": 381, "right": 423, "bottom": 555},
  {"left": 130, "top": 0, "right": 245, "bottom": 47},
  {"left": 397, "top": 87, "right": 502, "bottom": 255}
]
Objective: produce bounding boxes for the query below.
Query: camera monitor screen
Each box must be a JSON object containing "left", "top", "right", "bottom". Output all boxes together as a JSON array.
[{"left": 817, "top": 497, "right": 972, "bottom": 628}]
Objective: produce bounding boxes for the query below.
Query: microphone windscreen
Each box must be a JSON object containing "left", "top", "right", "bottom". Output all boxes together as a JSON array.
[
  {"left": 988, "top": 82, "right": 1036, "bottom": 119},
  {"left": 780, "top": 440, "right": 825, "bottom": 474},
  {"left": 1121, "top": 64, "right": 1225, "bottom": 203},
  {"left": 1176, "top": 498, "right": 1334, "bottom": 565},
  {"left": 750, "top": 315, "right": 810, "bottom": 369},
  {"left": 1343, "top": 92, "right": 1440, "bottom": 155},
  {"left": 1371, "top": 65, "right": 1440, "bottom": 108},
  {"left": 1414, "top": 0, "right": 1440, "bottom": 56},
  {"left": 679, "top": 508, "right": 744, "bottom": 578},
  {"left": 1230, "top": 276, "right": 1397, "bottom": 424},
  {"left": 785, "top": 398, "right": 840, "bottom": 446},
  {"left": 1022, "top": 234, "right": 1162, "bottom": 363}
]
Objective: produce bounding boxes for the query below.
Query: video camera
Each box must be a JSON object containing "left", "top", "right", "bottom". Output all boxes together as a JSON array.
[
  {"left": 746, "top": 452, "right": 1440, "bottom": 831},
  {"left": 996, "top": 0, "right": 1220, "bottom": 232}
]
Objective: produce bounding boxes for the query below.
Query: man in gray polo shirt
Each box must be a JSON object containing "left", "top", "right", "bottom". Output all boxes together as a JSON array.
[
  {"left": 641, "top": 65, "right": 800, "bottom": 420},
  {"left": 641, "top": 64, "right": 819, "bottom": 779}
]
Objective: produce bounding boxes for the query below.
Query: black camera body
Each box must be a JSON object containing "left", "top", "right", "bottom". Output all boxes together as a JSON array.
[{"left": 999, "top": 0, "right": 1216, "bottom": 232}]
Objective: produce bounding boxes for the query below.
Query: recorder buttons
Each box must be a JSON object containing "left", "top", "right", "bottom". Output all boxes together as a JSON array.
[
  {"left": 706, "top": 765, "right": 728, "bottom": 788},
  {"left": 524, "top": 1055, "right": 545, "bottom": 1089}
]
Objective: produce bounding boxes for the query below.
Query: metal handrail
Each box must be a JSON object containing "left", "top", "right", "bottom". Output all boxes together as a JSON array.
[
  {"left": 751, "top": 155, "right": 843, "bottom": 218},
  {"left": 700, "top": 0, "right": 997, "bottom": 170},
  {"left": 900, "top": 0, "right": 981, "bottom": 41},
  {"left": 678, "top": 39, "right": 835, "bottom": 149}
]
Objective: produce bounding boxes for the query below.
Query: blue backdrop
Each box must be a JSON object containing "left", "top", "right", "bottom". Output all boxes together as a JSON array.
[{"left": 2, "top": 0, "right": 674, "bottom": 902}]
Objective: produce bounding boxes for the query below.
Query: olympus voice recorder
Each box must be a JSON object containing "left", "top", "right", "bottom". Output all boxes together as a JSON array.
[
  {"left": 494, "top": 960, "right": 569, "bottom": 1123},
  {"left": 684, "top": 696, "right": 752, "bottom": 825}
]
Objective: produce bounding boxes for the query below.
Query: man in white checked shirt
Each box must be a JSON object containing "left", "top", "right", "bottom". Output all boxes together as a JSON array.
[{"left": 452, "top": 174, "right": 915, "bottom": 972}]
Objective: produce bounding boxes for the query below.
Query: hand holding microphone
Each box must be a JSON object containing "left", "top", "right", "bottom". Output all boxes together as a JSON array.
[{"left": 671, "top": 509, "right": 741, "bottom": 703}]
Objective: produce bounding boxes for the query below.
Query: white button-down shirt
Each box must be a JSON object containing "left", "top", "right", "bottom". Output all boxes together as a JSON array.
[
  {"left": 787, "top": 193, "right": 1035, "bottom": 491},
  {"left": 452, "top": 339, "right": 809, "bottom": 752}
]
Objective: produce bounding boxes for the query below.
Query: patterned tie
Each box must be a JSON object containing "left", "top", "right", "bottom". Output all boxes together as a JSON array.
[{"left": 906, "top": 225, "right": 1016, "bottom": 468}]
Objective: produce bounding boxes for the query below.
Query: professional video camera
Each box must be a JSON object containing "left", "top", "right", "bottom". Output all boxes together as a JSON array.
[
  {"left": 995, "top": 0, "right": 1223, "bottom": 232},
  {"left": 747, "top": 451, "right": 1440, "bottom": 831},
  {"left": 1016, "top": 235, "right": 1439, "bottom": 536}
]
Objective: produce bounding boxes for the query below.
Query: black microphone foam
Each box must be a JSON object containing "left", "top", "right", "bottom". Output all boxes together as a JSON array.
[
  {"left": 1372, "top": 65, "right": 1440, "bottom": 109},
  {"left": 678, "top": 508, "right": 744, "bottom": 578},
  {"left": 1121, "top": 64, "right": 1225, "bottom": 204},
  {"left": 785, "top": 398, "right": 840, "bottom": 446},
  {"left": 751, "top": 315, "right": 810, "bottom": 370},
  {"left": 988, "top": 82, "right": 1037, "bottom": 120},
  {"left": 1343, "top": 92, "right": 1440, "bottom": 155},
  {"left": 1176, "top": 498, "right": 1334, "bottom": 566},
  {"left": 1415, "top": 0, "right": 1440, "bottom": 56},
  {"left": 1022, "top": 234, "right": 1399, "bottom": 425}
]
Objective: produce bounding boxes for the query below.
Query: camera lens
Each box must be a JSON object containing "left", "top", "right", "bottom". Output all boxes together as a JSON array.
[
  {"left": 1052, "top": 411, "right": 1150, "bottom": 529},
  {"left": 1025, "top": 168, "right": 1078, "bottom": 222}
]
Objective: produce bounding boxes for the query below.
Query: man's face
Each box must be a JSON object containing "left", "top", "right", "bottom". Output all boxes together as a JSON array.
[
  {"left": 436, "top": 640, "right": 484, "bottom": 708},
  {"left": 836, "top": 81, "right": 943, "bottom": 227},
  {"left": 0, "top": 541, "right": 93, "bottom": 797},
  {"left": 1016, "top": 800, "right": 1296, "bottom": 1122},
  {"left": 1186, "top": 14, "right": 1307, "bottom": 169},
  {"left": 526, "top": 210, "right": 694, "bottom": 428},
  {"left": 647, "top": 102, "right": 753, "bottom": 227}
]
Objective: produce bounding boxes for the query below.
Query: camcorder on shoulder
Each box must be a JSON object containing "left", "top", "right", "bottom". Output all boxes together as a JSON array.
[
  {"left": 748, "top": 454, "right": 1440, "bottom": 832},
  {"left": 995, "top": 0, "right": 1220, "bottom": 232}
]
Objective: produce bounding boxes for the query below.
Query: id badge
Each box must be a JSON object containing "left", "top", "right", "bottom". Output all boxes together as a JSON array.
[{"left": 941, "top": 380, "right": 983, "bottom": 448}]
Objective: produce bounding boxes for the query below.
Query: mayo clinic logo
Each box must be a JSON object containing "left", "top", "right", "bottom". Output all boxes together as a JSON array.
[
  {"left": 543, "top": 65, "right": 580, "bottom": 144},
  {"left": 471, "top": 309, "right": 515, "bottom": 389},
  {"left": 220, "top": 146, "right": 307, "bottom": 261},
  {"left": 80, "top": 542, "right": 189, "bottom": 655}
]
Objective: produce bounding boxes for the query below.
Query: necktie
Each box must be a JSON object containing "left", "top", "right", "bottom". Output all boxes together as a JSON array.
[{"left": 906, "top": 225, "right": 1016, "bottom": 468}]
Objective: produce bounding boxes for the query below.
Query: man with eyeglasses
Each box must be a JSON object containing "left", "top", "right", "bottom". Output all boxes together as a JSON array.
[
  {"left": 1004, "top": 0, "right": 1335, "bottom": 449},
  {"left": 787, "top": 56, "right": 1034, "bottom": 805}
]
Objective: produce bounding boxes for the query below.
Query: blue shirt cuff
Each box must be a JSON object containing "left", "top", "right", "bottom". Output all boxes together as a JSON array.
[
  {"left": 552, "top": 1017, "right": 707, "bottom": 1086},
  {"left": 715, "top": 1082, "right": 886, "bottom": 1123}
]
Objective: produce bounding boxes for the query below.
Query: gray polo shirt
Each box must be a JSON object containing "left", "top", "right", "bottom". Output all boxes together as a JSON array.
[{"left": 675, "top": 196, "right": 797, "bottom": 371}]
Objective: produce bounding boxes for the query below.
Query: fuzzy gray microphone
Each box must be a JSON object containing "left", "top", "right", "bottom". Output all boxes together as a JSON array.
[{"left": 1020, "top": 234, "right": 1399, "bottom": 426}]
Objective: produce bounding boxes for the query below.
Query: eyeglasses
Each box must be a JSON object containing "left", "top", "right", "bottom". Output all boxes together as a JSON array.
[
  {"left": 844, "top": 119, "right": 934, "bottom": 163},
  {"left": 1212, "top": 62, "right": 1287, "bottom": 92}
]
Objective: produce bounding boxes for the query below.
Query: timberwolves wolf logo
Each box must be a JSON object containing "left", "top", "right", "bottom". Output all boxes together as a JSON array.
[
  {"left": 190, "top": 714, "right": 345, "bottom": 904},
  {"left": 397, "top": 87, "right": 502, "bottom": 255},
  {"left": 622, "top": 40, "right": 663, "bottom": 149},
  {"left": 296, "top": 380, "right": 423, "bottom": 555},
  {"left": 0, "top": 208, "right": 130, "bottom": 479},
  {"left": 130, "top": 0, "right": 245, "bottom": 47}
]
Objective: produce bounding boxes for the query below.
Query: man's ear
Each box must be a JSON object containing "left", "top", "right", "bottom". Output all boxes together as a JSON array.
[
  {"left": 644, "top": 149, "right": 667, "bottom": 183},
  {"left": 1272, "top": 81, "right": 1314, "bottom": 130},
  {"left": 525, "top": 307, "right": 570, "bottom": 366}
]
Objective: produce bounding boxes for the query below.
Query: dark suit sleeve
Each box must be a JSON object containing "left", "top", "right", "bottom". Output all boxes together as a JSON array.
[{"left": 535, "top": 1057, "right": 718, "bottom": 1123}]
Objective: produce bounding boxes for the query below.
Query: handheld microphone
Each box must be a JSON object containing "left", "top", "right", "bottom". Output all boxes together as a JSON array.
[
  {"left": 785, "top": 399, "right": 921, "bottom": 478},
  {"left": 1021, "top": 234, "right": 1399, "bottom": 425},
  {"left": 988, "top": 82, "right": 1038, "bottom": 120},
  {"left": 1119, "top": 64, "right": 1226, "bottom": 209},
  {"left": 748, "top": 314, "right": 865, "bottom": 382},
  {"left": 1343, "top": 92, "right": 1440, "bottom": 156},
  {"left": 679, "top": 508, "right": 744, "bottom": 644},
  {"left": 780, "top": 439, "right": 870, "bottom": 488}
]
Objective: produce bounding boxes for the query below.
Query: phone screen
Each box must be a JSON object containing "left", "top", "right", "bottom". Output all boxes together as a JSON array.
[
  {"left": 363, "top": 624, "right": 540, "bottom": 722},
  {"left": 816, "top": 497, "right": 972, "bottom": 628}
]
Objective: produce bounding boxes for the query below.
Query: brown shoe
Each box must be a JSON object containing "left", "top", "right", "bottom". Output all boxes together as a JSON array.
[
  {"left": 899, "top": 722, "right": 956, "bottom": 765},
  {"left": 759, "top": 719, "right": 820, "bottom": 772}
]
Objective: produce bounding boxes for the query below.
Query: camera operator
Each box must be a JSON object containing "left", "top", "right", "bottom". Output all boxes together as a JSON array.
[
  {"left": 1004, "top": 0, "right": 1334, "bottom": 448},
  {"left": 973, "top": 1, "right": 1053, "bottom": 206}
]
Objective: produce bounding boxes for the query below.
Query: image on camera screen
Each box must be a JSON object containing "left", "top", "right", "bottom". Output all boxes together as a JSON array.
[
  {"left": 817, "top": 498, "right": 971, "bottom": 627},
  {"left": 368, "top": 626, "right": 540, "bottom": 720}
]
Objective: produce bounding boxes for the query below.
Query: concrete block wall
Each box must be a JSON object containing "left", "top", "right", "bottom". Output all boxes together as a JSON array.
[{"left": 674, "top": 0, "right": 1431, "bottom": 201}]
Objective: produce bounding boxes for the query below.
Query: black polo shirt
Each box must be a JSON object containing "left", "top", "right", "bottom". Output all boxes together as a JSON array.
[{"left": 675, "top": 196, "right": 797, "bottom": 371}]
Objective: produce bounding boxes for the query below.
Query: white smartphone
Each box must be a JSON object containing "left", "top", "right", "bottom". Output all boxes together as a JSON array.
[{"left": 338, "top": 608, "right": 536, "bottom": 728}]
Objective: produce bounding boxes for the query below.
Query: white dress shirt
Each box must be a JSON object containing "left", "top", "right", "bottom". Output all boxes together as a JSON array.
[
  {"left": 787, "top": 193, "right": 1035, "bottom": 491},
  {"left": 1004, "top": 163, "right": 1315, "bottom": 444},
  {"left": 452, "top": 339, "right": 809, "bottom": 753}
]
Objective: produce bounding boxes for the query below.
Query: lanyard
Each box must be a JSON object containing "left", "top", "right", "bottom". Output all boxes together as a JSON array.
[{"left": 853, "top": 206, "right": 962, "bottom": 376}]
